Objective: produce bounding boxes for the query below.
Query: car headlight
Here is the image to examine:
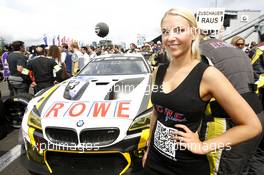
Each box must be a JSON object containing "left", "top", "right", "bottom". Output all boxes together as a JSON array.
[
  {"left": 27, "top": 106, "right": 42, "bottom": 130},
  {"left": 128, "top": 108, "right": 152, "bottom": 133}
]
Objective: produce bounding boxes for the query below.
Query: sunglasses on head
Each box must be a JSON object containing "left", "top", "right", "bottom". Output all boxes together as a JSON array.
[{"left": 236, "top": 43, "right": 245, "bottom": 46}]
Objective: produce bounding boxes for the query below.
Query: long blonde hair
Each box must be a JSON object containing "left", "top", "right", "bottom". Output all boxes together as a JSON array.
[{"left": 161, "top": 8, "right": 200, "bottom": 60}]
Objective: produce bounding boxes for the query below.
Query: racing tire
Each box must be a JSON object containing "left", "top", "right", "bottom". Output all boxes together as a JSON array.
[
  {"left": 0, "top": 71, "right": 3, "bottom": 82},
  {"left": 4, "top": 93, "right": 33, "bottom": 128},
  {"left": 0, "top": 97, "right": 7, "bottom": 139},
  {"left": 0, "top": 123, "right": 8, "bottom": 140}
]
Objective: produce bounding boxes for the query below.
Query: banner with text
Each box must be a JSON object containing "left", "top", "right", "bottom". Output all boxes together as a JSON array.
[{"left": 196, "top": 8, "right": 225, "bottom": 36}]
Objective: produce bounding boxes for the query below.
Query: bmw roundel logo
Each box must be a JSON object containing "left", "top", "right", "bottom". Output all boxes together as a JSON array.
[{"left": 77, "top": 120, "right": 84, "bottom": 127}]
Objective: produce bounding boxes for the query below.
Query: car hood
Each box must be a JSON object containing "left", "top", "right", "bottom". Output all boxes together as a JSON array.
[{"left": 33, "top": 74, "right": 152, "bottom": 130}]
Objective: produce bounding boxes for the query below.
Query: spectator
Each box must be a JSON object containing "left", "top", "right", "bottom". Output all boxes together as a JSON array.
[
  {"left": 126, "top": 43, "right": 139, "bottom": 53},
  {"left": 81, "top": 46, "right": 90, "bottom": 65},
  {"left": 1, "top": 44, "right": 11, "bottom": 80},
  {"left": 48, "top": 45, "right": 69, "bottom": 81},
  {"left": 61, "top": 43, "right": 73, "bottom": 76},
  {"left": 200, "top": 37, "right": 264, "bottom": 175},
  {"left": 71, "top": 41, "right": 84, "bottom": 74},
  {"left": 7, "top": 41, "right": 30, "bottom": 95},
  {"left": 231, "top": 36, "right": 245, "bottom": 49},
  {"left": 88, "top": 46, "right": 97, "bottom": 59},
  {"left": 1, "top": 44, "right": 13, "bottom": 95},
  {"left": 27, "top": 46, "right": 61, "bottom": 93}
]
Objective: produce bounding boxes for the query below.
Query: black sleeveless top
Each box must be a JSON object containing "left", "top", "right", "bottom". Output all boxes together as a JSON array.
[{"left": 149, "top": 62, "right": 210, "bottom": 162}]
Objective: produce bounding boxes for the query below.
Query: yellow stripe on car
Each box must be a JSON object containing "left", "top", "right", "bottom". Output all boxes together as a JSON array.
[
  {"left": 28, "top": 127, "right": 36, "bottom": 148},
  {"left": 43, "top": 150, "right": 132, "bottom": 175},
  {"left": 120, "top": 152, "right": 131, "bottom": 175},
  {"left": 36, "top": 85, "right": 59, "bottom": 109},
  {"left": 147, "top": 99, "right": 152, "bottom": 109},
  {"left": 138, "top": 128, "right": 150, "bottom": 149},
  {"left": 44, "top": 151, "right": 53, "bottom": 173}
]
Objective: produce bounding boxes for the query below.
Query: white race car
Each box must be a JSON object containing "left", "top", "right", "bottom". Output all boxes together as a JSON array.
[{"left": 20, "top": 54, "right": 152, "bottom": 175}]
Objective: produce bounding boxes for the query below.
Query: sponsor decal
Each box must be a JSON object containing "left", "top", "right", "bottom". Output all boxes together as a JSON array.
[
  {"left": 155, "top": 105, "right": 186, "bottom": 122},
  {"left": 44, "top": 101, "right": 131, "bottom": 118}
]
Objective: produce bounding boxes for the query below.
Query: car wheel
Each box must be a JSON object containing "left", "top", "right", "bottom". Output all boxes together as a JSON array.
[
  {"left": 0, "top": 123, "right": 7, "bottom": 139},
  {"left": 4, "top": 93, "right": 33, "bottom": 128},
  {"left": 0, "top": 97, "right": 7, "bottom": 139}
]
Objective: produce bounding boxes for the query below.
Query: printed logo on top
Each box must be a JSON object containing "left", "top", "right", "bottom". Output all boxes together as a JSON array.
[
  {"left": 196, "top": 8, "right": 225, "bottom": 36},
  {"left": 155, "top": 105, "right": 186, "bottom": 122},
  {"left": 44, "top": 101, "right": 131, "bottom": 119}
]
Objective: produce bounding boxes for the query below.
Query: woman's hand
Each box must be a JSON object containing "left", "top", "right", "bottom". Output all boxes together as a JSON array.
[{"left": 171, "top": 124, "right": 209, "bottom": 155}]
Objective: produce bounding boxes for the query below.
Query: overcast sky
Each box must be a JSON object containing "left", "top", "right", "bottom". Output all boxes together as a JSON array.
[{"left": 0, "top": 0, "right": 263, "bottom": 46}]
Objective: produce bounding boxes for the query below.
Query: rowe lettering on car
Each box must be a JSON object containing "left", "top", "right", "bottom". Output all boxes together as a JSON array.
[{"left": 44, "top": 101, "right": 131, "bottom": 118}]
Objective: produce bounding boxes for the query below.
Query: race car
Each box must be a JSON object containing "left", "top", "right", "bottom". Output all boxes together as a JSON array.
[{"left": 20, "top": 54, "right": 152, "bottom": 175}]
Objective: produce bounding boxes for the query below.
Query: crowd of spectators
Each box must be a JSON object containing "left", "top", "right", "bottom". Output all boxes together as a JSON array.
[{"left": 1, "top": 35, "right": 264, "bottom": 96}]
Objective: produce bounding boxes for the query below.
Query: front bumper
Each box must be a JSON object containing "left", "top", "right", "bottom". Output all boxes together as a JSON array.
[{"left": 21, "top": 128, "right": 148, "bottom": 175}]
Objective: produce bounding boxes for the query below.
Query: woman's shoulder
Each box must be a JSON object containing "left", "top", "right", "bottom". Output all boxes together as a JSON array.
[
  {"left": 203, "top": 65, "right": 221, "bottom": 75},
  {"left": 202, "top": 65, "right": 228, "bottom": 84}
]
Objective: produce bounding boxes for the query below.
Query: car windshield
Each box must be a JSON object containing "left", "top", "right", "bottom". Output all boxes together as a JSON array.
[{"left": 79, "top": 56, "right": 149, "bottom": 75}]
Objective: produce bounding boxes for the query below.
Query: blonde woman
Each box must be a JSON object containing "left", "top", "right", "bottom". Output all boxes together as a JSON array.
[
  {"left": 142, "top": 8, "right": 262, "bottom": 175},
  {"left": 231, "top": 36, "right": 245, "bottom": 49}
]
